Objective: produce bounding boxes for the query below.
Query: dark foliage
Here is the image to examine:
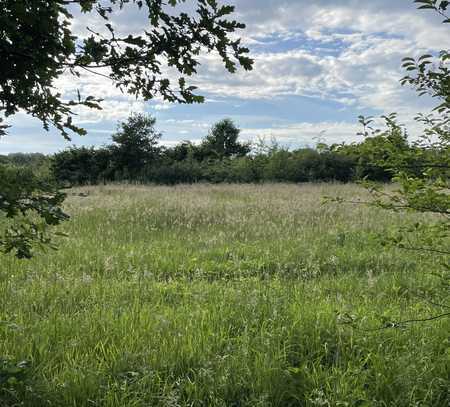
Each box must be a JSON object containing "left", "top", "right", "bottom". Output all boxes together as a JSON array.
[
  {"left": 51, "top": 116, "right": 431, "bottom": 186},
  {"left": 52, "top": 146, "right": 113, "bottom": 185},
  {"left": 197, "top": 119, "right": 251, "bottom": 160},
  {"left": 110, "top": 114, "right": 162, "bottom": 179}
]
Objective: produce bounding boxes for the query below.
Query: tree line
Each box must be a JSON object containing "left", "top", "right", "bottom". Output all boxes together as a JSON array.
[{"left": 1, "top": 114, "right": 445, "bottom": 187}]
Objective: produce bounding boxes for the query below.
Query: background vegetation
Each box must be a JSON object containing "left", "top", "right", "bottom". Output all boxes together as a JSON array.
[{"left": 3, "top": 114, "right": 444, "bottom": 187}]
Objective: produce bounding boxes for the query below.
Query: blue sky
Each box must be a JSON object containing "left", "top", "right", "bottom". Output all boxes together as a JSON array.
[{"left": 1, "top": 0, "right": 447, "bottom": 154}]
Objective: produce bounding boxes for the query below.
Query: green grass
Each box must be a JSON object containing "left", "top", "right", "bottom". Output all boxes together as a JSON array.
[{"left": 1, "top": 183, "right": 449, "bottom": 406}]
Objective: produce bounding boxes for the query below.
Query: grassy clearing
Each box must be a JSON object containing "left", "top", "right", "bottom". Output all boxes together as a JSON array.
[{"left": 1, "top": 183, "right": 449, "bottom": 406}]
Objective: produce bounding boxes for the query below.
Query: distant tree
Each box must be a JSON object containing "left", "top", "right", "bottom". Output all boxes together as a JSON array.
[
  {"left": 200, "top": 119, "right": 250, "bottom": 160},
  {"left": 0, "top": 0, "right": 253, "bottom": 257},
  {"left": 3, "top": 153, "right": 47, "bottom": 168},
  {"left": 110, "top": 113, "right": 161, "bottom": 179}
]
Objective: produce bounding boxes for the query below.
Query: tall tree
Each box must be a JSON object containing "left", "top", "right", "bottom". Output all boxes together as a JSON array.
[
  {"left": 200, "top": 119, "right": 250, "bottom": 160},
  {"left": 111, "top": 113, "right": 161, "bottom": 178}
]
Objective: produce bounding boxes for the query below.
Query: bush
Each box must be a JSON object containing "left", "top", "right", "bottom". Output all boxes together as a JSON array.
[{"left": 52, "top": 146, "right": 113, "bottom": 185}]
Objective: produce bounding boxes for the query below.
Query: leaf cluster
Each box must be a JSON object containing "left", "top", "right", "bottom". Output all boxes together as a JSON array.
[{"left": 0, "top": 165, "right": 69, "bottom": 258}]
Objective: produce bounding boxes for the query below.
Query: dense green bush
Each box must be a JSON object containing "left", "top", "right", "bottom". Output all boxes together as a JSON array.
[
  {"left": 52, "top": 146, "right": 113, "bottom": 185},
  {"left": 143, "top": 159, "right": 203, "bottom": 185}
]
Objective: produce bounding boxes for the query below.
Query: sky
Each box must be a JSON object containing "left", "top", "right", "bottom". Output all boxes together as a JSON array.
[{"left": 1, "top": 0, "right": 448, "bottom": 154}]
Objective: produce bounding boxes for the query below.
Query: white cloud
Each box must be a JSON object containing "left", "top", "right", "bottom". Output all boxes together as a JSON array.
[
  {"left": 59, "top": 0, "right": 447, "bottom": 121},
  {"left": 153, "top": 104, "right": 173, "bottom": 111},
  {"left": 73, "top": 99, "right": 146, "bottom": 124}
]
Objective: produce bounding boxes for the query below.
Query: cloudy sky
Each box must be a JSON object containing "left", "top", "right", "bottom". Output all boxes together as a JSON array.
[{"left": 1, "top": 0, "right": 448, "bottom": 154}]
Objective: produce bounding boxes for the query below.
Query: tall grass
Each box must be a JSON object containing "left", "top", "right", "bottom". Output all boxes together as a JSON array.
[{"left": 1, "top": 184, "right": 448, "bottom": 406}]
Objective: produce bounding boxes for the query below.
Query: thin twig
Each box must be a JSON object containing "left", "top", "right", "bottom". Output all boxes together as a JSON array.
[
  {"left": 386, "top": 312, "right": 450, "bottom": 326},
  {"left": 79, "top": 65, "right": 113, "bottom": 81},
  {"left": 347, "top": 312, "right": 450, "bottom": 333}
]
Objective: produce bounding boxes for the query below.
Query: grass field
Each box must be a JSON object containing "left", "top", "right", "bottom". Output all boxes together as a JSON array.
[{"left": 1, "top": 183, "right": 449, "bottom": 406}]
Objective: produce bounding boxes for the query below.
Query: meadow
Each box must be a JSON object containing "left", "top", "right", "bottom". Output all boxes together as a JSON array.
[{"left": 0, "top": 183, "right": 448, "bottom": 406}]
